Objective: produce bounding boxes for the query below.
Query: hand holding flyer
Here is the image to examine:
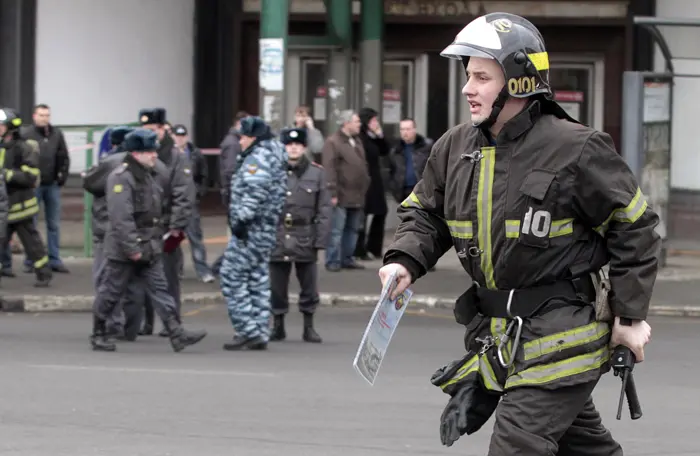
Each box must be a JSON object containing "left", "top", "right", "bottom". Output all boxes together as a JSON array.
[{"left": 353, "top": 270, "right": 413, "bottom": 386}]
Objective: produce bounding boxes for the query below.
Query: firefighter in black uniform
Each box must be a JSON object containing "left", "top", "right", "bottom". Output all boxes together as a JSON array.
[
  {"left": 379, "top": 13, "right": 658, "bottom": 455},
  {"left": 0, "top": 108, "right": 52, "bottom": 287},
  {"left": 138, "top": 108, "right": 194, "bottom": 337},
  {"left": 269, "top": 127, "right": 332, "bottom": 343},
  {"left": 90, "top": 128, "right": 206, "bottom": 352}
]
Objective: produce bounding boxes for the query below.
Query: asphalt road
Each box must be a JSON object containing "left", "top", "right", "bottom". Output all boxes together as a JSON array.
[{"left": 0, "top": 308, "right": 697, "bottom": 456}]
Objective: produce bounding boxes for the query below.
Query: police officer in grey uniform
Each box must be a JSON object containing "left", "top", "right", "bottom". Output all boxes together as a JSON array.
[
  {"left": 269, "top": 127, "right": 332, "bottom": 343},
  {"left": 138, "top": 108, "right": 195, "bottom": 337},
  {"left": 90, "top": 128, "right": 206, "bottom": 352}
]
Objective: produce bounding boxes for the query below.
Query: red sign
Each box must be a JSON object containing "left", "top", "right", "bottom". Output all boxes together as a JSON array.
[
  {"left": 316, "top": 86, "right": 327, "bottom": 97},
  {"left": 554, "top": 91, "right": 584, "bottom": 103},
  {"left": 383, "top": 89, "right": 400, "bottom": 101}
]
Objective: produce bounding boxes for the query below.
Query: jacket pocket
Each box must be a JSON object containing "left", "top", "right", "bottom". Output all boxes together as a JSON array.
[{"left": 517, "top": 169, "right": 558, "bottom": 249}]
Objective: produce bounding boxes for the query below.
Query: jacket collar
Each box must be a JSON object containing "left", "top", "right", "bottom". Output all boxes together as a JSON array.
[
  {"left": 496, "top": 100, "right": 542, "bottom": 143},
  {"left": 123, "top": 153, "right": 150, "bottom": 181}
]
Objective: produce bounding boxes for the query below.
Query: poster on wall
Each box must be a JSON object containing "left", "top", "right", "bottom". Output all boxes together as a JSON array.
[
  {"left": 554, "top": 90, "right": 584, "bottom": 122},
  {"left": 643, "top": 81, "right": 671, "bottom": 123},
  {"left": 259, "top": 38, "right": 284, "bottom": 92},
  {"left": 313, "top": 87, "right": 327, "bottom": 121},
  {"left": 382, "top": 89, "right": 402, "bottom": 124}
]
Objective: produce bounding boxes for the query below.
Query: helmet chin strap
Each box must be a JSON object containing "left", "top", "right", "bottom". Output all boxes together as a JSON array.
[{"left": 473, "top": 85, "right": 510, "bottom": 133}]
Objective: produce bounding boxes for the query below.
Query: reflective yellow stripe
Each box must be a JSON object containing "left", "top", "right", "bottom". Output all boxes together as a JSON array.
[
  {"left": 479, "top": 355, "right": 503, "bottom": 392},
  {"left": 528, "top": 52, "right": 549, "bottom": 71},
  {"left": 34, "top": 256, "right": 48, "bottom": 269},
  {"left": 595, "top": 187, "right": 648, "bottom": 236},
  {"left": 505, "top": 346, "right": 610, "bottom": 389},
  {"left": 5, "top": 170, "right": 13, "bottom": 181},
  {"left": 521, "top": 322, "right": 610, "bottom": 362},
  {"left": 440, "top": 354, "right": 479, "bottom": 390},
  {"left": 20, "top": 165, "right": 39, "bottom": 176},
  {"left": 447, "top": 220, "right": 473, "bottom": 239},
  {"left": 10, "top": 197, "right": 38, "bottom": 212},
  {"left": 0, "top": 147, "right": 5, "bottom": 168},
  {"left": 8, "top": 204, "right": 39, "bottom": 221},
  {"left": 505, "top": 218, "right": 574, "bottom": 239},
  {"left": 477, "top": 147, "right": 496, "bottom": 289},
  {"left": 400, "top": 191, "right": 423, "bottom": 209}
]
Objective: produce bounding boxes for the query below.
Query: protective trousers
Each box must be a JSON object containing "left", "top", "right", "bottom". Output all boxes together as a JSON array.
[
  {"left": 93, "top": 257, "right": 178, "bottom": 329},
  {"left": 93, "top": 241, "right": 148, "bottom": 335},
  {"left": 7, "top": 220, "right": 51, "bottom": 279},
  {"left": 269, "top": 261, "right": 319, "bottom": 315},
  {"left": 220, "top": 238, "right": 271, "bottom": 341},
  {"left": 143, "top": 247, "right": 182, "bottom": 325},
  {"left": 488, "top": 380, "right": 622, "bottom": 455}
]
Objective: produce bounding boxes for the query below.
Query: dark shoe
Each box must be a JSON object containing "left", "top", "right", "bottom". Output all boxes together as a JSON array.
[
  {"left": 270, "top": 315, "right": 286, "bottom": 341},
  {"left": 223, "top": 334, "right": 268, "bottom": 351},
  {"left": 325, "top": 265, "right": 341, "bottom": 272},
  {"left": 33, "top": 267, "right": 52, "bottom": 288},
  {"left": 90, "top": 317, "right": 117, "bottom": 352},
  {"left": 342, "top": 262, "right": 365, "bottom": 270},
  {"left": 167, "top": 324, "right": 207, "bottom": 352},
  {"left": 158, "top": 328, "right": 169, "bottom": 337},
  {"left": 139, "top": 324, "right": 153, "bottom": 336},
  {"left": 1, "top": 270, "right": 15, "bottom": 278},
  {"left": 51, "top": 264, "right": 70, "bottom": 273},
  {"left": 302, "top": 313, "right": 322, "bottom": 343}
]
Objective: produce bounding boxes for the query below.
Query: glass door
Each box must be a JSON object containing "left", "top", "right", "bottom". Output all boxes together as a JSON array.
[
  {"left": 549, "top": 63, "right": 594, "bottom": 127},
  {"left": 382, "top": 60, "right": 414, "bottom": 139}
]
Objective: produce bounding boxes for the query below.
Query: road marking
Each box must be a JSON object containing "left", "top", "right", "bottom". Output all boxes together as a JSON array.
[
  {"left": 405, "top": 309, "right": 454, "bottom": 320},
  {"left": 182, "top": 303, "right": 219, "bottom": 317},
  {"left": 26, "top": 364, "right": 276, "bottom": 377}
]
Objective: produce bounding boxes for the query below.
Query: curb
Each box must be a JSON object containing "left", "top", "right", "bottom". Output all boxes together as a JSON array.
[{"left": 1, "top": 292, "right": 699, "bottom": 318}]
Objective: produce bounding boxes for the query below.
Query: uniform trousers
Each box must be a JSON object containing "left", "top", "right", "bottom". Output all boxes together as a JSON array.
[
  {"left": 7, "top": 220, "right": 49, "bottom": 272},
  {"left": 269, "top": 261, "right": 319, "bottom": 315},
  {"left": 93, "top": 257, "right": 178, "bottom": 329},
  {"left": 488, "top": 380, "right": 622, "bottom": 456},
  {"left": 143, "top": 246, "right": 183, "bottom": 324},
  {"left": 220, "top": 237, "right": 271, "bottom": 341}
]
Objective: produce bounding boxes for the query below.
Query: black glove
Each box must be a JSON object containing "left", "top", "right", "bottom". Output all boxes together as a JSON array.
[{"left": 134, "top": 243, "right": 155, "bottom": 265}]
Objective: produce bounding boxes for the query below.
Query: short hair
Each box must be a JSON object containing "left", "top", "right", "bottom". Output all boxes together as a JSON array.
[
  {"left": 234, "top": 111, "right": 250, "bottom": 124},
  {"left": 338, "top": 109, "right": 356, "bottom": 125},
  {"left": 295, "top": 105, "right": 311, "bottom": 116},
  {"left": 400, "top": 117, "right": 416, "bottom": 126},
  {"left": 33, "top": 104, "right": 50, "bottom": 112}
]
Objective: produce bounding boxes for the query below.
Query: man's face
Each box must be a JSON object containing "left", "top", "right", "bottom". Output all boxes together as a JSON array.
[
  {"left": 33, "top": 108, "right": 51, "bottom": 127},
  {"left": 345, "top": 114, "right": 361, "bottom": 136},
  {"left": 239, "top": 135, "right": 255, "bottom": 150},
  {"left": 143, "top": 124, "right": 165, "bottom": 141},
  {"left": 174, "top": 134, "right": 188, "bottom": 149},
  {"left": 133, "top": 151, "right": 158, "bottom": 168},
  {"left": 234, "top": 121, "right": 242, "bottom": 132},
  {"left": 286, "top": 142, "right": 306, "bottom": 160},
  {"left": 463, "top": 57, "right": 505, "bottom": 126},
  {"left": 399, "top": 120, "right": 416, "bottom": 143}
]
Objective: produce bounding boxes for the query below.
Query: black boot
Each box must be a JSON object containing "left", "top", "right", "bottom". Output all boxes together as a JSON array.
[
  {"left": 302, "top": 313, "right": 322, "bottom": 343},
  {"left": 223, "top": 334, "right": 268, "bottom": 351},
  {"left": 33, "top": 266, "right": 52, "bottom": 288},
  {"left": 270, "top": 315, "right": 286, "bottom": 341},
  {"left": 164, "top": 319, "right": 207, "bottom": 352},
  {"left": 90, "top": 316, "right": 117, "bottom": 352}
]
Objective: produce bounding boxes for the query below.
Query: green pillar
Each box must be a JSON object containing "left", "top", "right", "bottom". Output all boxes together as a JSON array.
[
  {"left": 259, "top": 0, "right": 289, "bottom": 133},
  {"left": 360, "top": 0, "right": 383, "bottom": 113},
  {"left": 327, "top": 0, "right": 353, "bottom": 130}
]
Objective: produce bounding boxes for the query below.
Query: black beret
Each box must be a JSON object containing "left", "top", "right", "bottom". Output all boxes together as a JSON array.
[
  {"left": 123, "top": 128, "right": 159, "bottom": 152},
  {"left": 172, "top": 124, "right": 188, "bottom": 136},
  {"left": 109, "top": 126, "right": 134, "bottom": 145},
  {"left": 138, "top": 108, "right": 167, "bottom": 125},
  {"left": 280, "top": 127, "right": 307, "bottom": 146}
]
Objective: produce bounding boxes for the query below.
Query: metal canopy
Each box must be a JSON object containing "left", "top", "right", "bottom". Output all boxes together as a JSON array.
[{"left": 634, "top": 16, "right": 700, "bottom": 77}]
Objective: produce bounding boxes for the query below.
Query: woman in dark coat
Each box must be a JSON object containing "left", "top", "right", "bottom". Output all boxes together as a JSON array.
[{"left": 355, "top": 107, "right": 390, "bottom": 260}]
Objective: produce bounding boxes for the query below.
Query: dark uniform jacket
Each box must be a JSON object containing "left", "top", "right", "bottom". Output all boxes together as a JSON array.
[
  {"left": 219, "top": 128, "right": 241, "bottom": 204},
  {"left": 157, "top": 134, "right": 195, "bottom": 231},
  {"left": 0, "top": 138, "right": 41, "bottom": 224},
  {"left": 20, "top": 125, "right": 71, "bottom": 186},
  {"left": 103, "top": 154, "right": 164, "bottom": 262},
  {"left": 82, "top": 152, "right": 169, "bottom": 244},
  {"left": 182, "top": 141, "right": 208, "bottom": 199},
  {"left": 271, "top": 157, "right": 332, "bottom": 263},
  {"left": 0, "top": 172, "right": 8, "bottom": 244},
  {"left": 385, "top": 101, "right": 661, "bottom": 321}
]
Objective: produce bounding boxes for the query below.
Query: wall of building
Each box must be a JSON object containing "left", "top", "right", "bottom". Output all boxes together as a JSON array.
[{"left": 35, "top": 0, "right": 194, "bottom": 169}]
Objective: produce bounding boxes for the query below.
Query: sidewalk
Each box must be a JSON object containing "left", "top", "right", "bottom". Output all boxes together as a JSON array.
[{"left": 2, "top": 234, "right": 700, "bottom": 317}]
